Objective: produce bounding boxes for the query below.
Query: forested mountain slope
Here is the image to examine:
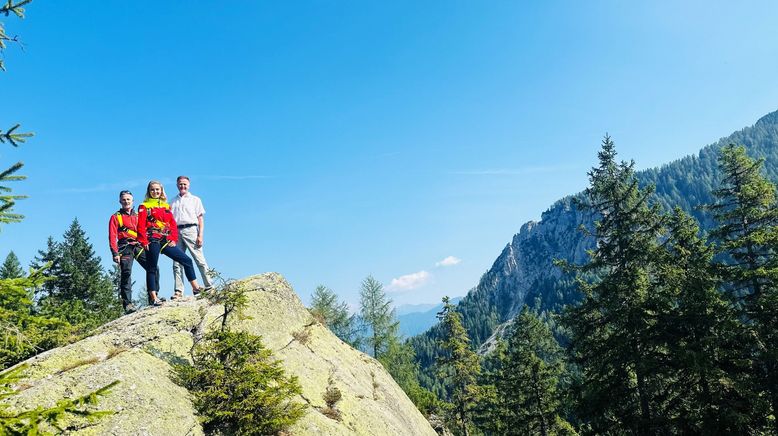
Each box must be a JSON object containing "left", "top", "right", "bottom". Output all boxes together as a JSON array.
[{"left": 411, "top": 109, "right": 778, "bottom": 372}]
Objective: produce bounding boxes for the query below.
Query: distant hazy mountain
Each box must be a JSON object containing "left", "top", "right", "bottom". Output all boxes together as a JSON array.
[
  {"left": 397, "top": 297, "right": 462, "bottom": 338},
  {"left": 395, "top": 302, "right": 439, "bottom": 316},
  {"left": 411, "top": 109, "right": 778, "bottom": 372}
]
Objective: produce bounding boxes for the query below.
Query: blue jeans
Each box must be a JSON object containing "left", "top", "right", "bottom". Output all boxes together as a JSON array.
[{"left": 146, "top": 239, "right": 197, "bottom": 292}]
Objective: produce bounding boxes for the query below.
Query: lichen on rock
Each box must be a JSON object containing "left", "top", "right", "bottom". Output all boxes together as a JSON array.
[{"left": 2, "top": 273, "right": 436, "bottom": 435}]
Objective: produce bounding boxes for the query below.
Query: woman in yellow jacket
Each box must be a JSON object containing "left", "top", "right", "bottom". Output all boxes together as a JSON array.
[{"left": 138, "top": 181, "right": 209, "bottom": 305}]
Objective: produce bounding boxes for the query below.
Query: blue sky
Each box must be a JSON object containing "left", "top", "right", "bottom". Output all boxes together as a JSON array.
[{"left": 2, "top": 1, "right": 778, "bottom": 308}]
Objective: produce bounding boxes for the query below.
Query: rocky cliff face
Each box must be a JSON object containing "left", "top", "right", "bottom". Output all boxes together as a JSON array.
[
  {"left": 5, "top": 273, "right": 436, "bottom": 436},
  {"left": 439, "top": 109, "right": 778, "bottom": 352}
]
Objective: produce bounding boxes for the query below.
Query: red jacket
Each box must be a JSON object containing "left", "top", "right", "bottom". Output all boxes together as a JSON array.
[
  {"left": 137, "top": 199, "right": 179, "bottom": 246},
  {"left": 108, "top": 209, "right": 141, "bottom": 256}
]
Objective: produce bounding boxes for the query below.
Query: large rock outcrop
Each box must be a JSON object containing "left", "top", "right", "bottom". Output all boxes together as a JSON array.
[{"left": 5, "top": 273, "right": 437, "bottom": 435}]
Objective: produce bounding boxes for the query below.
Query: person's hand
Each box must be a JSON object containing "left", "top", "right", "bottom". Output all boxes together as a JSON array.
[
  {"left": 113, "top": 255, "right": 120, "bottom": 264},
  {"left": 196, "top": 235, "right": 203, "bottom": 248},
  {"left": 168, "top": 241, "right": 176, "bottom": 247},
  {"left": 143, "top": 244, "right": 149, "bottom": 251}
]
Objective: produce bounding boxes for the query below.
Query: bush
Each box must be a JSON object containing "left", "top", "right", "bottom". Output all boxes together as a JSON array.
[{"left": 175, "top": 329, "right": 306, "bottom": 435}]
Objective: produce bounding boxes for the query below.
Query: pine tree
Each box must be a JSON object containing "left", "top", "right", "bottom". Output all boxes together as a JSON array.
[
  {"left": 496, "top": 307, "right": 568, "bottom": 436},
  {"left": 708, "top": 144, "right": 778, "bottom": 432},
  {"left": 655, "top": 207, "right": 756, "bottom": 433},
  {"left": 310, "top": 285, "right": 361, "bottom": 347},
  {"left": 0, "top": 251, "right": 24, "bottom": 279},
  {"left": 472, "top": 339, "right": 511, "bottom": 436},
  {"left": 36, "top": 220, "right": 121, "bottom": 329},
  {"left": 175, "top": 274, "right": 306, "bottom": 435},
  {"left": 358, "top": 275, "right": 399, "bottom": 359},
  {"left": 436, "top": 296, "right": 480, "bottom": 436},
  {"left": 562, "top": 136, "right": 665, "bottom": 434},
  {"left": 29, "top": 236, "right": 61, "bottom": 299}
]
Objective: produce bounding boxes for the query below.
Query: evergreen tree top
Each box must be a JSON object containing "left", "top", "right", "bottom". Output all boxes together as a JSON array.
[{"left": 0, "top": 251, "right": 24, "bottom": 279}]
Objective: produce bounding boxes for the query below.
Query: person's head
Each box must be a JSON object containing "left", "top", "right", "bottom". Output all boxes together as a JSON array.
[
  {"left": 176, "top": 176, "right": 190, "bottom": 196},
  {"left": 118, "top": 190, "right": 133, "bottom": 211},
  {"left": 145, "top": 181, "right": 167, "bottom": 201}
]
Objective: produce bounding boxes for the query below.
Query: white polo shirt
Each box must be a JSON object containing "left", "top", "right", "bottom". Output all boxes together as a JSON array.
[{"left": 171, "top": 192, "right": 206, "bottom": 226}]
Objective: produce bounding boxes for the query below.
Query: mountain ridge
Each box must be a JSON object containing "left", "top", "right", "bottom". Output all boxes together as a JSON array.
[{"left": 411, "top": 108, "right": 778, "bottom": 371}]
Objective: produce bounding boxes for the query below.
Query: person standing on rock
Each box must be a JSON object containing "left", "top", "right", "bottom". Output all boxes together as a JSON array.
[
  {"left": 108, "top": 190, "right": 159, "bottom": 314},
  {"left": 170, "top": 176, "right": 213, "bottom": 300},
  {"left": 138, "top": 180, "right": 208, "bottom": 306}
]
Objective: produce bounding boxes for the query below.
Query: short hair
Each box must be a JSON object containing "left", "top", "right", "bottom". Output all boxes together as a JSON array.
[
  {"left": 176, "top": 176, "right": 190, "bottom": 183},
  {"left": 118, "top": 190, "right": 133, "bottom": 199},
  {"left": 144, "top": 180, "right": 168, "bottom": 202}
]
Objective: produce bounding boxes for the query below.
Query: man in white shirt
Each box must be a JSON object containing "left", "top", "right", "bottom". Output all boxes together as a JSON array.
[{"left": 170, "top": 176, "right": 213, "bottom": 298}]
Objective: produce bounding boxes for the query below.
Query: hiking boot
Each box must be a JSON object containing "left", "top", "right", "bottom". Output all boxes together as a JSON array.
[
  {"left": 170, "top": 291, "right": 184, "bottom": 300},
  {"left": 152, "top": 299, "right": 164, "bottom": 307},
  {"left": 124, "top": 304, "right": 137, "bottom": 315},
  {"left": 193, "top": 286, "right": 212, "bottom": 297}
]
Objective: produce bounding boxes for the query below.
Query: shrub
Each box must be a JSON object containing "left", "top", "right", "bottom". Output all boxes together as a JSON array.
[{"left": 176, "top": 329, "right": 306, "bottom": 435}]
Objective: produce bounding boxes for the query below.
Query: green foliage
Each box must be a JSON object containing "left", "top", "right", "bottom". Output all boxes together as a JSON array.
[
  {"left": 0, "top": 1, "right": 34, "bottom": 225},
  {"left": 495, "top": 307, "right": 570, "bottom": 435},
  {"left": 0, "top": 364, "right": 118, "bottom": 434},
  {"left": 412, "top": 109, "right": 778, "bottom": 392},
  {"left": 175, "top": 329, "right": 306, "bottom": 436},
  {"left": 378, "top": 339, "right": 438, "bottom": 416},
  {"left": 199, "top": 270, "right": 252, "bottom": 331},
  {"left": 436, "top": 296, "right": 480, "bottom": 436},
  {"left": 359, "top": 275, "right": 399, "bottom": 359},
  {"left": 0, "top": 251, "right": 23, "bottom": 279},
  {"left": 653, "top": 208, "right": 757, "bottom": 433},
  {"left": 33, "top": 219, "right": 121, "bottom": 331},
  {"left": 471, "top": 339, "right": 509, "bottom": 435},
  {"left": 562, "top": 136, "right": 666, "bottom": 434},
  {"left": 0, "top": 1, "right": 33, "bottom": 69},
  {"left": 709, "top": 144, "right": 778, "bottom": 433},
  {"left": 309, "top": 285, "right": 361, "bottom": 348},
  {"left": 175, "top": 272, "right": 306, "bottom": 435},
  {"left": 0, "top": 266, "right": 73, "bottom": 370}
]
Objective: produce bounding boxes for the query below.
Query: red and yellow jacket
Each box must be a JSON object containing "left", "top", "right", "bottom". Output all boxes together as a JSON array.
[
  {"left": 137, "top": 199, "right": 179, "bottom": 246},
  {"left": 108, "top": 209, "right": 141, "bottom": 256}
]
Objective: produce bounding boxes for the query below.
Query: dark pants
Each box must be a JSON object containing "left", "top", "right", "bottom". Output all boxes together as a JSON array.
[
  {"left": 146, "top": 238, "right": 197, "bottom": 293},
  {"left": 118, "top": 243, "right": 159, "bottom": 309}
]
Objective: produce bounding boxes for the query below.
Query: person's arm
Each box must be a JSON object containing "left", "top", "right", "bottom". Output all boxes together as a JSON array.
[
  {"left": 196, "top": 213, "right": 204, "bottom": 248},
  {"left": 196, "top": 197, "right": 205, "bottom": 247},
  {"left": 137, "top": 206, "right": 149, "bottom": 248},
  {"left": 108, "top": 215, "right": 120, "bottom": 263}
]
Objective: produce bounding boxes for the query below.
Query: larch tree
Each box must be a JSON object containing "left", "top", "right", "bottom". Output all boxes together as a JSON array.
[{"left": 358, "top": 275, "right": 399, "bottom": 359}]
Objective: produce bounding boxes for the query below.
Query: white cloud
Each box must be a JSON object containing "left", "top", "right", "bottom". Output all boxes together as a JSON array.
[
  {"left": 435, "top": 256, "right": 462, "bottom": 267},
  {"left": 388, "top": 270, "right": 431, "bottom": 291}
]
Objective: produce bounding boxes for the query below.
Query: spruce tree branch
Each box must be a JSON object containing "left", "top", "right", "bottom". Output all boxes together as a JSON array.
[
  {"left": 0, "top": 125, "right": 33, "bottom": 146},
  {"left": 0, "top": 0, "right": 32, "bottom": 17}
]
